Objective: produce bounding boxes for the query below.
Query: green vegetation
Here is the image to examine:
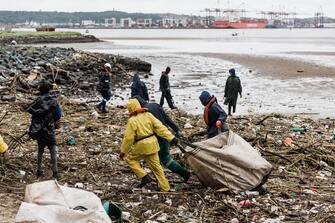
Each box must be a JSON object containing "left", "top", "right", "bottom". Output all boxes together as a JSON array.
[
  {"left": 0, "top": 31, "right": 82, "bottom": 38},
  {"left": 0, "top": 11, "right": 163, "bottom": 24}
]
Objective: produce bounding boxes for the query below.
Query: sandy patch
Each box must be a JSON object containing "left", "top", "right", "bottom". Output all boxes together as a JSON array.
[{"left": 191, "top": 53, "right": 335, "bottom": 79}]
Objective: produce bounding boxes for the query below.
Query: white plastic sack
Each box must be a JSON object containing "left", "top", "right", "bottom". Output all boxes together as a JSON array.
[
  {"left": 15, "top": 180, "right": 111, "bottom": 223},
  {"left": 185, "top": 131, "right": 273, "bottom": 193}
]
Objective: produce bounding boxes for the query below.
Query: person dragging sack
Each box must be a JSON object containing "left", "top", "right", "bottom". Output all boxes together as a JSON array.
[
  {"left": 26, "top": 81, "right": 62, "bottom": 179},
  {"left": 199, "top": 91, "right": 229, "bottom": 139},
  {"left": 97, "top": 63, "right": 113, "bottom": 113},
  {"left": 133, "top": 96, "right": 191, "bottom": 182},
  {"left": 119, "top": 99, "right": 178, "bottom": 192}
]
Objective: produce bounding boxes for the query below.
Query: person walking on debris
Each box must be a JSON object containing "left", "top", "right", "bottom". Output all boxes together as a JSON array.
[
  {"left": 159, "top": 67, "right": 177, "bottom": 109},
  {"left": 97, "top": 63, "right": 113, "bottom": 113},
  {"left": 224, "top": 68, "right": 242, "bottom": 116},
  {"left": 0, "top": 134, "right": 8, "bottom": 158},
  {"left": 131, "top": 73, "right": 149, "bottom": 101},
  {"left": 133, "top": 96, "right": 191, "bottom": 182},
  {"left": 26, "top": 81, "right": 62, "bottom": 179},
  {"left": 199, "top": 91, "right": 229, "bottom": 139},
  {"left": 119, "top": 99, "right": 179, "bottom": 192}
]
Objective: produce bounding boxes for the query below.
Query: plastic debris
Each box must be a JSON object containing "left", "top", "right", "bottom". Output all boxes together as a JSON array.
[
  {"left": 184, "top": 123, "right": 193, "bottom": 129},
  {"left": 283, "top": 137, "right": 293, "bottom": 146},
  {"left": 239, "top": 199, "right": 254, "bottom": 207}
]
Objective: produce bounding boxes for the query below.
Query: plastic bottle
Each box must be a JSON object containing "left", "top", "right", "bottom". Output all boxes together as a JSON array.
[
  {"left": 290, "top": 127, "right": 306, "bottom": 133},
  {"left": 68, "top": 136, "right": 76, "bottom": 146}
]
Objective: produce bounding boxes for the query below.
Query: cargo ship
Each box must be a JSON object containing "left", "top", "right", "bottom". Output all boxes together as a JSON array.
[{"left": 212, "top": 18, "right": 268, "bottom": 29}]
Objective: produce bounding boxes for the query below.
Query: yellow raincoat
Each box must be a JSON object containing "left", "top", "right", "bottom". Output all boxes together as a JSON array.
[
  {"left": 120, "top": 99, "right": 175, "bottom": 191},
  {"left": 0, "top": 135, "right": 8, "bottom": 154}
]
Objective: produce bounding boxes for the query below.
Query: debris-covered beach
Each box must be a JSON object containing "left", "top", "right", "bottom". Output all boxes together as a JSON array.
[{"left": 0, "top": 39, "right": 334, "bottom": 222}]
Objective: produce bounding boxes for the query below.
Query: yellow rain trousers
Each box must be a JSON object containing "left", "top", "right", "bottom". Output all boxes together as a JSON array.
[
  {"left": 0, "top": 135, "right": 8, "bottom": 154},
  {"left": 121, "top": 99, "right": 175, "bottom": 192}
]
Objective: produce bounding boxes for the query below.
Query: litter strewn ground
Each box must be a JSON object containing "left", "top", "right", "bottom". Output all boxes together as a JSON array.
[
  {"left": 0, "top": 45, "right": 334, "bottom": 223},
  {"left": 1, "top": 100, "right": 334, "bottom": 222}
]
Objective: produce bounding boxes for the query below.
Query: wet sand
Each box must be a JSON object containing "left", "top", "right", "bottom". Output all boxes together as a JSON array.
[
  {"left": 191, "top": 53, "right": 335, "bottom": 79},
  {"left": 103, "top": 37, "right": 202, "bottom": 40},
  {"left": 286, "top": 51, "right": 335, "bottom": 56}
]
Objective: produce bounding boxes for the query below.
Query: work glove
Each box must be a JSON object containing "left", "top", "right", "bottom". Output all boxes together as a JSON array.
[
  {"left": 119, "top": 152, "right": 125, "bottom": 161},
  {"left": 170, "top": 137, "right": 179, "bottom": 146},
  {"left": 175, "top": 131, "right": 183, "bottom": 139},
  {"left": 216, "top": 120, "right": 222, "bottom": 129}
]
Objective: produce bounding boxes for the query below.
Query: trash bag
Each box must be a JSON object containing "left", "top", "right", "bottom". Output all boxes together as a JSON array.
[
  {"left": 15, "top": 180, "right": 111, "bottom": 223},
  {"left": 185, "top": 131, "right": 273, "bottom": 193}
]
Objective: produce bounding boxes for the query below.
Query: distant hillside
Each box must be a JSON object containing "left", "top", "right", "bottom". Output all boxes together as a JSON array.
[{"left": 0, "top": 11, "right": 167, "bottom": 24}]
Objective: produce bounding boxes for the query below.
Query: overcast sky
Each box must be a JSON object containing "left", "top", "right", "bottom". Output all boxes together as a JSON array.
[{"left": 1, "top": 0, "right": 333, "bottom": 17}]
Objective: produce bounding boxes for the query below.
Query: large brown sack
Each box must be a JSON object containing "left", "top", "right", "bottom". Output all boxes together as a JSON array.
[{"left": 185, "top": 131, "right": 273, "bottom": 193}]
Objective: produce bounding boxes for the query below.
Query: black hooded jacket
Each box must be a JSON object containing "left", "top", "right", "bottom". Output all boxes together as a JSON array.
[
  {"left": 134, "top": 96, "right": 179, "bottom": 133},
  {"left": 131, "top": 74, "right": 149, "bottom": 101},
  {"left": 159, "top": 72, "right": 170, "bottom": 91},
  {"left": 27, "top": 95, "right": 61, "bottom": 144}
]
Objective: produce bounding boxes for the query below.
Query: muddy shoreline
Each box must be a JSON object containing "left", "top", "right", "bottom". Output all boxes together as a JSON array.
[
  {"left": 0, "top": 34, "right": 100, "bottom": 45},
  {"left": 191, "top": 53, "right": 335, "bottom": 79}
]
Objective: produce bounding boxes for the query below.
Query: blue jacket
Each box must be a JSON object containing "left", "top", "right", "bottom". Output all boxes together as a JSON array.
[
  {"left": 206, "top": 102, "right": 228, "bottom": 138},
  {"left": 200, "top": 91, "right": 228, "bottom": 139},
  {"left": 98, "top": 71, "right": 111, "bottom": 93}
]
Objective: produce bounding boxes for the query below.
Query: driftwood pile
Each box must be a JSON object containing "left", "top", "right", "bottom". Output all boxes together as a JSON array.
[{"left": 0, "top": 46, "right": 151, "bottom": 100}]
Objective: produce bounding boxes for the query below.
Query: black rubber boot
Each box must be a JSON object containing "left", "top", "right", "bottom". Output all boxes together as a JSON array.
[
  {"left": 96, "top": 103, "right": 102, "bottom": 110},
  {"left": 136, "top": 175, "right": 153, "bottom": 188},
  {"left": 183, "top": 171, "right": 191, "bottom": 183},
  {"left": 53, "top": 171, "right": 61, "bottom": 180},
  {"left": 36, "top": 170, "right": 44, "bottom": 178}
]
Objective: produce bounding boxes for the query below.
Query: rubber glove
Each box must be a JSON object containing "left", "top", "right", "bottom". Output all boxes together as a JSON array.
[
  {"left": 216, "top": 120, "right": 222, "bottom": 129},
  {"left": 170, "top": 137, "right": 179, "bottom": 146}
]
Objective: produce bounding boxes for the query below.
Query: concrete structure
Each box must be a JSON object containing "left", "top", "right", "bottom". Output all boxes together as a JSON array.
[
  {"left": 104, "top": 18, "right": 117, "bottom": 27},
  {"left": 136, "top": 18, "right": 153, "bottom": 28},
  {"left": 144, "top": 18, "right": 153, "bottom": 27},
  {"left": 81, "top": 20, "right": 96, "bottom": 26},
  {"left": 162, "top": 17, "right": 188, "bottom": 28},
  {"left": 120, "top": 18, "right": 133, "bottom": 28}
]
